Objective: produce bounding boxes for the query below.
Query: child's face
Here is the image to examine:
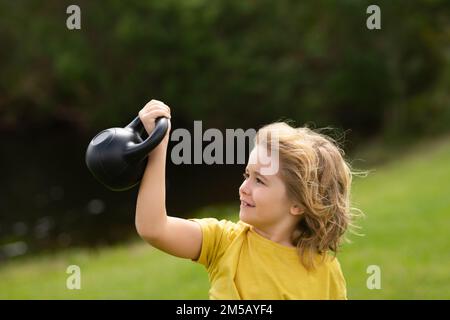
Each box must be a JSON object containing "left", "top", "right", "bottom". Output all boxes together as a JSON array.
[{"left": 239, "top": 145, "right": 295, "bottom": 228}]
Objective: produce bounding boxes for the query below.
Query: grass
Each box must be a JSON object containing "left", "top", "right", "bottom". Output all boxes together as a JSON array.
[
  {"left": 1, "top": 137, "right": 449, "bottom": 299},
  {"left": 341, "top": 136, "right": 450, "bottom": 299},
  {"left": 0, "top": 242, "right": 210, "bottom": 299}
]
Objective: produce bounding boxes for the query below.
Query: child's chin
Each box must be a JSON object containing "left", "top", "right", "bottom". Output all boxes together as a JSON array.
[{"left": 239, "top": 211, "right": 253, "bottom": 224}]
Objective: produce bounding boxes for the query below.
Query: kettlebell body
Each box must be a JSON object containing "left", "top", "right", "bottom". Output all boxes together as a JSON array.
[{"left": 85, "top": 116, "right": 169, "bottom": 191}]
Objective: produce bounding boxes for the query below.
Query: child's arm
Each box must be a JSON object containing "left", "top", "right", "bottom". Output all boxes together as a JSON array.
[{"left": 135, "top": 100, "right": 202, "bottom": 260}]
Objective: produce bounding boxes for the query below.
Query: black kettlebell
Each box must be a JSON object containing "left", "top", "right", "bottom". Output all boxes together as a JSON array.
[{"left": 85, "top": 116, "right": 169, "bottom": 191}]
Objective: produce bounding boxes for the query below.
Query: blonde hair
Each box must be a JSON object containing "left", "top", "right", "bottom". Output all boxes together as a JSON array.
[{"left": 255, "top": 121, "right": 363, "bottom": 270}]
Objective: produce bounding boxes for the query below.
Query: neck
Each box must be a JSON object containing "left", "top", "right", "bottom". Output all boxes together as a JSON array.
[{"left": 252, "top": 222, "right": 298, "bottom": 247}]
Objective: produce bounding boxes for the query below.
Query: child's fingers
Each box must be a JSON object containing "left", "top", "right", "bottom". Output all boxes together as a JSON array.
[
  {"left": 139, "top": 109, "right": 171, "bottom": 135},
  {"left": 150, "top": 99, "right": 170, "bottom": 111},
  {"left": 139, "top": 106, "right": 171, "bottom": 120},
  {"left": 141, "top": 99, "right": 170, "bottom": 114},
  {"left": 142, "top": 99, "right": 162, "bottom": 110},
  {"left": 140, "top": 110, "right": 171, "bottom": 123},
  {"left": 139, "top": 105, "right": 171, "bottom": 119},
  {"left": 139, "top": 100, "right": 171, "bottom": 136}
]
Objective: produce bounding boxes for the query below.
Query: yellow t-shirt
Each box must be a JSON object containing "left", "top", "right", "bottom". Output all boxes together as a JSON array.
[{"left": 191, "top": 218, "right": 347, "bottom": 300}]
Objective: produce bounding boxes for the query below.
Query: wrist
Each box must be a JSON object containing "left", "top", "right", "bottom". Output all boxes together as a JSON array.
[{"left": 149, "top": 139, "right": 168, "bottom": 157}]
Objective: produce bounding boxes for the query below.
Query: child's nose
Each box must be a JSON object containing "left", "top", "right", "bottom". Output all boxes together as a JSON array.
[{"left": 239, "top": 180, "right": 250, "bottom": 195}]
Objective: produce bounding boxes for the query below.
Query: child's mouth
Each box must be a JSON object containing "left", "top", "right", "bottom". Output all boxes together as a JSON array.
[{"left": 240, "top": 200, "right": 255, "bottom": 208}]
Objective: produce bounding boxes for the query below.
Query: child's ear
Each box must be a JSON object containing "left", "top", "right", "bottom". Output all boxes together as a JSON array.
[{"left": 290, "top": 204, "right": 304, "bottom": 216}]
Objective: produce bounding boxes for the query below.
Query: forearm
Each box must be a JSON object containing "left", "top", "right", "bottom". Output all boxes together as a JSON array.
[{"left": 135, "top": 143, "right": 169, "bottom": 238}]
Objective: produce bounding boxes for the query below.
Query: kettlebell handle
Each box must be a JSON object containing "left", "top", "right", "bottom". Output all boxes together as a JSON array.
[
  {"left": 124, "top": 116, "right": 169, "bottom": 162},
  {"left": 125, "top": 115, "right": 146, "bottom": 135}
]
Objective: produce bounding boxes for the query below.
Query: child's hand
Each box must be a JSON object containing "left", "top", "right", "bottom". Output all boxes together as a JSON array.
[{"left": 138, "top": 99, "right": 172, "bottom": 145}]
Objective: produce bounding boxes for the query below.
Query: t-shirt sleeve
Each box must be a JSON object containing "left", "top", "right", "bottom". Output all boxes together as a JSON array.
[{"left": 189, "top": 218, "right": 240, "bottom": 270}]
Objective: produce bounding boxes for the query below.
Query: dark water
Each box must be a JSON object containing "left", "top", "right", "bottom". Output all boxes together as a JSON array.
[{"left": 0, "top": 124, "right": 245, "bottom": 261}]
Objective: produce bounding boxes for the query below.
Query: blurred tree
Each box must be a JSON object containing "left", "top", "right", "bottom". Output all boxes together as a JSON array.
[{"left": 0, "top": 0, "right": 448, "bottom": 144}]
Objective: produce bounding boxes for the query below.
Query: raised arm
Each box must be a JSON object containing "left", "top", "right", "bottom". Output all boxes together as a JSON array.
[{"left": 135, "top": 100, "right": 202, "bottom": 260}]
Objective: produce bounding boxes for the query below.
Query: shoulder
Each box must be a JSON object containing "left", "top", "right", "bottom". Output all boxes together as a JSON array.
[
  {"left": 189, "top": 218, "right": 251, "bottom": 268},
  {"left": 190, "top": 218, "right": 249, "bottom": 242}
]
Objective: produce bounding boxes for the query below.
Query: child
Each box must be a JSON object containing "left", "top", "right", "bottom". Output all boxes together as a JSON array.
[{"left": 135, "top": 99, "right": 357, "bottom": 300}]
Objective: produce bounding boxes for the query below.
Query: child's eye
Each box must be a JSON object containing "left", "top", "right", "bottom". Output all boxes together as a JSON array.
[{"left": 243, "top": 172, "right": 264, "bottom": 185}]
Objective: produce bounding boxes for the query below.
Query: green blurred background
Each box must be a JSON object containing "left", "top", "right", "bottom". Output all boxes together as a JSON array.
[{"left": 0, "top": 0, "right": 449, "bottom": 299}]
